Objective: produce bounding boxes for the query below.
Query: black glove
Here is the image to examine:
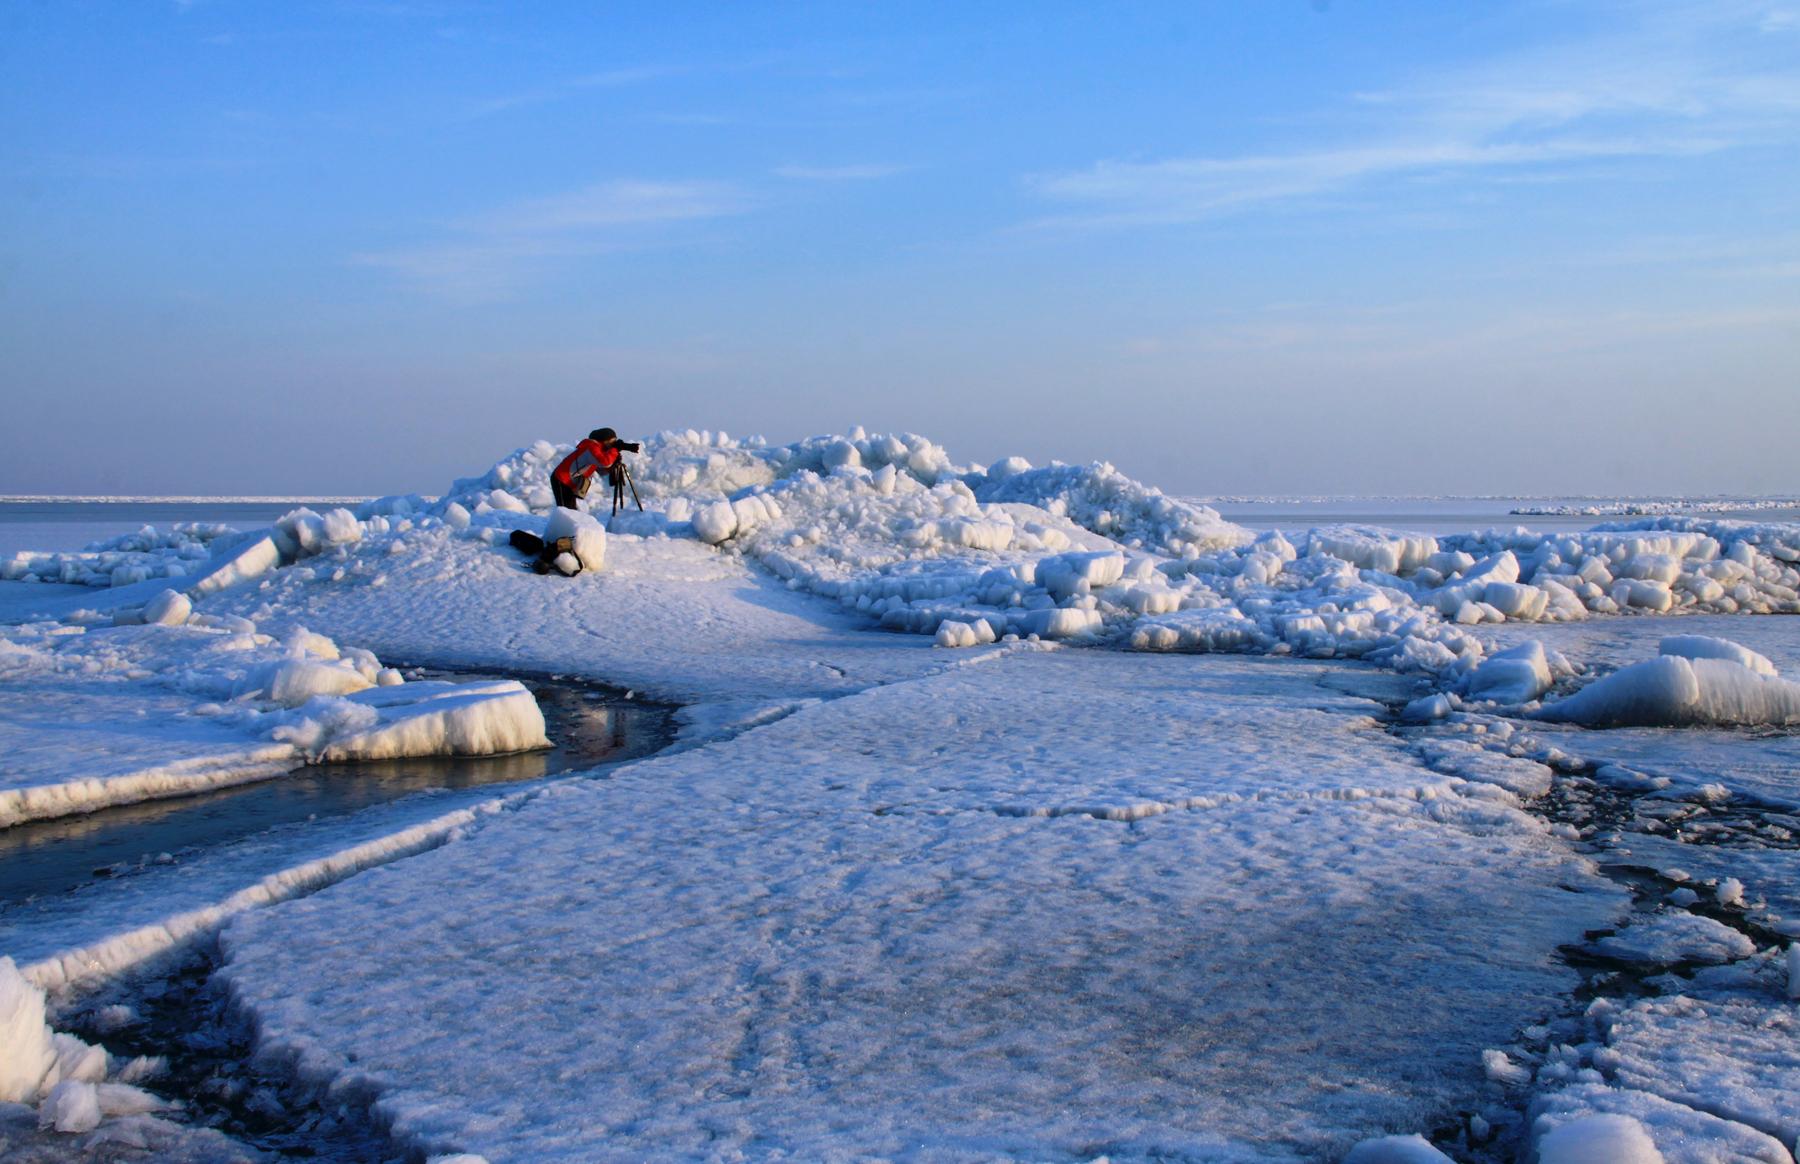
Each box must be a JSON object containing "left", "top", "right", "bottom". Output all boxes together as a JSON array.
[{"left": 616, "top": 440, "right": 641, "bottom": 454}]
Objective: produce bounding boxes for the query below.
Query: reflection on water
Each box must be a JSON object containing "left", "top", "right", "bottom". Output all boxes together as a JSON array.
[{"left": 0, "top": 675, "right": 673, "bottom": 904}]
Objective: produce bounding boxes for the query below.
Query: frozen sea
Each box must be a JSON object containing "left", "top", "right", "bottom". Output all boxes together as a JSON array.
[
  {"left": 0, "top": 499, "right": 369, "bottom": 559},
  {"left": 1199, "top": 496, "right": 1800, "bottom": 536},
  {"left": 7, "top": 495, "right": 1800, "bottom": 557},
  {"left": 5, "top": 451, "right": 1800, "bottom": 1164}
]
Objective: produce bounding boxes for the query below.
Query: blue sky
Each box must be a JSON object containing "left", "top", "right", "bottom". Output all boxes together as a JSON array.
[{"left": 2, "top": 0, "right": 1797, "bottom": 496}]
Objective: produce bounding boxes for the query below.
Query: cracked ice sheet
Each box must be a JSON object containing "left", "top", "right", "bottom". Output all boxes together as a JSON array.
[
  {"left": 0, "top": 772, "right": 536, "bottom": 974},
  {"left": 1596, "top": 967, "right": 1800, "bottom": 1151},
  {"left": 1526, "top": 720, "right": 1800, "bottom": 810},
  {"left": 0, "top": 678, "right": 297, "bottom": 821},
  {"left": 217, "top": 651, "right": 1620, "bottom": 1162}
]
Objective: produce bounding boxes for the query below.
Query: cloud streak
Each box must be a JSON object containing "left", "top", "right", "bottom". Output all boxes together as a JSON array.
[
  {"left": 468, "top": 65, "right": 686, "bottom": 117},
  {"left": 1030, "top": 1, "right": 1800, "bottom": 227},
  {"left": 354, "top": 179, "right": 748, "bottom": 301},
  {"left": 773, "top": 163, "right": 910, "bottom": 181}
]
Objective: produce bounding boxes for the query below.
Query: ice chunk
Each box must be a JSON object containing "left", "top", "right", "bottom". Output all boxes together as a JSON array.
[
  {"left": 1611, "top": 579, "right": 1674, "bottom": 612},
  {"left": 822, "top": 439, "right": 861, "bottom": 471},
  {"left": 142, "top": 589, "right": 192, "bottom": 627},
  {"left": 188, "top": 535, "right": 281, "bottom": 596},
  {"left": 1659, "top": 634, "right": 1778, "bottom": 677},
  {"left": 1464, "top": 641, "right": 1552, "bottom": 704},
  {"left": 1307, "top": 528, "right": 1438, "bottom": 575},
  {"left": 38, "top": 1079, "right": 101, "bottom": 1134},
  {"left": 0, "top": 958, "right": 111, "bottom": 1114},
  {"left": 1589, "top": 911, "right": 1755, "bottom": 966},
  {"left": 1481, "top": 581, "right": 1548, "bottom": 621},
  {"left": 313, "top": 679, "right": 549, "bottom": 761},
  {"left": 321, "top": 507, "right": 364, "bottom": 544},
  {"left": 1343, "top": 1135, "right": 1453, "bottom": 1163},
  {"left": 694, "top": 500, "right": 738, "bottom": 545},
  {"left": 1020, "top": 607, "right": 1101, "bottom": 639},
  {"left": 236, "top": 659, "right": 375, "bottom": 707},
  {"left": 1038, "top": 551, "right": 1126, "bottom": 600},
  {"left": 1536, "top": 656, "right": 1800, "bottom": 728},
  {"left": 1535, "top": 1114, "right": 1664, "bottom": 1164},
  {"left": 0, "top": 957, "right": 55, "bottom": 1103},
  {"left": 1482, "top": 1048, "right": 1532, "bottom": 1086},
  {"left": 934, "top": 620, "right": 995, "bottom": 649},
  {"left": 544, "top": 507, "right": 607, "bottom": 573},
  {"left": 1402, "top": 693, "right": 1456, "bottom": 722}
]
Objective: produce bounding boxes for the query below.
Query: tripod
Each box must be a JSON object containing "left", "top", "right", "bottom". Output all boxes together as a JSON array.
[{"left": 610, "top": 458, "right": 643, "bottom": 517}]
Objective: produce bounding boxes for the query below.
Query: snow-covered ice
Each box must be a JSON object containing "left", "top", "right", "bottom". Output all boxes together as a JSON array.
[
  {"left": 0, "top": 612, "right": 546, "bottom": 827},
  {"left": 217, "top": 651, "right": 1618, "bottom": 1162},
  {"left": 6, "top": 427, "right": 1800, "bottom": 1158},
  {"left": 1587, "top": 911, "right": 1757, "bottom": 967}
]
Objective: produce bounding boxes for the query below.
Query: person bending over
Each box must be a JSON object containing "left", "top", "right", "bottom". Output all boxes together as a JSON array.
[{"left": 552, "top": 428, "right": 639, "bottom": 510}]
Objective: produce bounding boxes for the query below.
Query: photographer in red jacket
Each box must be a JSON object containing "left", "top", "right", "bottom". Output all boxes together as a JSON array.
[{"left": 552, "top": 428, "right": 640, "bottom": 511}]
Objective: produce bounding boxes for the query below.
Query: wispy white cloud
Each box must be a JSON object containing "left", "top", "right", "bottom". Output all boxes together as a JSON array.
[
  {"left": 469, "top": 65, "right": 686, "bottom": 117},
  {"left": 354, "top": 179, "right": 749, "bottom": 301},
  {"left": 773, "top": 163, "right": 911, "bottom": 181},
  {"left": 1030, "top": 1, "right": 1800, "bottom": 227},
  {"left": 460, "top": 180, "right": 745, "bottom": 234}
]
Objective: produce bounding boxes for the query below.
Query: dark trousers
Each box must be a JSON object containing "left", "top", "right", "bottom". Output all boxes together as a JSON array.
[{"left": 552, "top": 478, "right": 580, "bottom": 510}]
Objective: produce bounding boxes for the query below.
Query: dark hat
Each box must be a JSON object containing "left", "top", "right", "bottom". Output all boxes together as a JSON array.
[{"left": 590, "top": 427, "right": 617, "bottom": 443}]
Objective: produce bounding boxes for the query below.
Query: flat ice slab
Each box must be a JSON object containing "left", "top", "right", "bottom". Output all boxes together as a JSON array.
[{"left": 218, "top": 652, "right": 1620, "bottom": 1162}]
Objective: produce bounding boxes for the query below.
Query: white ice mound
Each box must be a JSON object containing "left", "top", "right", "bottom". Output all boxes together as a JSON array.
[
  {"left": 142, "top": 588, "right": 192, "bottom": 627},
  {"left": 188, "top": 534, "right": 283, "bottom": 596},
  {"left": 300, "top": 680, "right": 549, "bottom": 762},
  {"left": 973, "top": 461, "right": 1249, "bottom": 557},
  {"left": 1658, "top": 634, "right": 1778, "bottom": 677},
  {"left": 693, "top": 499, "right": 737, "bottom": 545},
  {"left": 2, "top": 521, "right": 242, "bottom": 588},
  {"left": 1535, "top": 655, "right": 1800, "bottom": 728},
  {"left": 1342, "top": 1134, "right": 1453, "bottom": 1163},
  {"left": 544, "top": 506, "right": 606, "bottom": 572},
  {"left": 1535, "top": 1113, "right": 1665, "bottom": 1164},
  {"left": 1462, "top": 641, "right": 1554, "bottom": 704},
  {"left": 236, "top": 658, "right": 375, "bottom": 707}
]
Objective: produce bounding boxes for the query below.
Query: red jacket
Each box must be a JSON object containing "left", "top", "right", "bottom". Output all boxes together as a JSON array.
[{"left": 554, "top": 439, "right": 619, "bottom": 486}]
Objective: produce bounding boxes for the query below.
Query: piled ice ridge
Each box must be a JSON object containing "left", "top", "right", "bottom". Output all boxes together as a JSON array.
[
  {"left": 0, "top": 602, "right": 546, "bottom": 826},
  {"left": 460, "top": 435, "right": 1800, "bottom": 682},
  {"left": 2, "top": 522, "right": 242, "bottom": 588},
  {"left": 13, "top": 431, "right": 1800, "bottom": 694},
  {"left": 1536, "top": 635, "right": 1800, "bottom": 728}
]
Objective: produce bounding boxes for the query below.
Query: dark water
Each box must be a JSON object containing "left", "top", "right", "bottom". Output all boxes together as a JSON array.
[{"left": 0, "top": 674, "right": 673, "bottom": 905}]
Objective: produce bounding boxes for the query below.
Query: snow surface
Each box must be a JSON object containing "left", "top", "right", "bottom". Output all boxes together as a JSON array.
[{"left": 218, "top": 651, "right": 1619, "bottom": 1162}]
